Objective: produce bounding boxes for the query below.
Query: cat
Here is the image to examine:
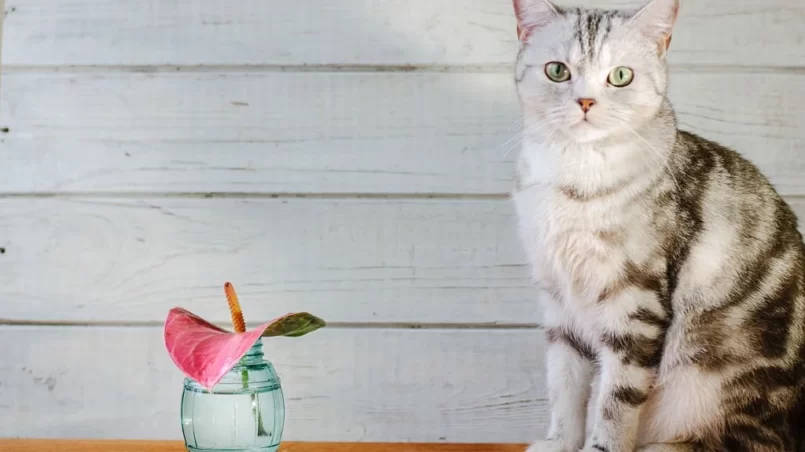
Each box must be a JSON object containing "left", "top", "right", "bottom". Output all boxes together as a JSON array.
[{"left": 509, "top": 0, "right": 805, "bottom": 451}]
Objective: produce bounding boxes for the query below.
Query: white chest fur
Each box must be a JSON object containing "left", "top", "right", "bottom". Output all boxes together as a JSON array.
[
  {"left": 514, "top": 185, "right": 619, "bottom": 304},
  {"left": 512, "top": 146, "right": 661, "bottom": 315}
]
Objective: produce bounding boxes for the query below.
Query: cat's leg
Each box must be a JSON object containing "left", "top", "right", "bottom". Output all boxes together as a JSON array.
[
  {"left": 584, "top": 289, "right": 669, "bottom": 452},
  {"left": 526, "top": 327, "right": 594, "bottom": 452},
  {"left": 585, "top": 346, "right": 659, "bottom": 452}
]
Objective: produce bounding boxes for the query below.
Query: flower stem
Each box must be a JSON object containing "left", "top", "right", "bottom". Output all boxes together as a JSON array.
[{"left": 224, "top": 282, "right": 267, "bottom": 436}]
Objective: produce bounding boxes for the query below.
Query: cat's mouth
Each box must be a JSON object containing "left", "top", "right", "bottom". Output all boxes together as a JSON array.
[
  {"left": 571, "top": 118, "right": 597, "bottom": 129},
  {"left": 565, "top": 118, "right": 611, "bottom": 143}
]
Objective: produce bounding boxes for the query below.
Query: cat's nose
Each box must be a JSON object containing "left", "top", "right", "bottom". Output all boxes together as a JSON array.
[{"left": 577, "top": 98, "right": 596, "bottom": 113}]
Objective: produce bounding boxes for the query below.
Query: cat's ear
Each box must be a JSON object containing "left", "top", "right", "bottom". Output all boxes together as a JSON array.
[
  {"left": 631, "top": 0, "right": 680, "bottom": 54},
  {"left": 513, "top": 0, "right": 560, "bottom": 42}
]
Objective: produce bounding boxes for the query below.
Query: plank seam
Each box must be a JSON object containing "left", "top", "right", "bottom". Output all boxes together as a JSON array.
[
  {"left": 1, "top": 193, "right": 803, "bottom": 201},
  {"left": 0, "top": 192, "right": 512, "bottom": 200},
  {"left": 0, "top": 319, "right": 542, "bottom": 330},
  {"left": 2, "top": 64, "right": 805, "bottom": 75}
]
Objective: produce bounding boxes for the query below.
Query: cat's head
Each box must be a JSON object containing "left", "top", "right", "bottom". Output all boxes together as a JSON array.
[{"left": 513, "top": 0, "right": 679, "bottom": 144}]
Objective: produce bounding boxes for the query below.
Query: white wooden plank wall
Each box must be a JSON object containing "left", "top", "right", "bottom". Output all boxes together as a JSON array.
[{"left": 1, "top": 0, "right": 804, "bottom": 443}]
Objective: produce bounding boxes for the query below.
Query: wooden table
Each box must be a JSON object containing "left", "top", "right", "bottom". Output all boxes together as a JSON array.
[{"left": 0, "top": 440, "right": 527, "bottom": 451}]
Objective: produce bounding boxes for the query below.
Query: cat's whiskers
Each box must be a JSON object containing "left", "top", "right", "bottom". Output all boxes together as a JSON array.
[
  {"left": 608, "top": 115, "right": 682, "bottom": 195},
  {"left": 499, "top": 119, "right": 555, "bottom": 158},
  {"left": 499, "top": 107, "right": 566, "bottom": 157}
]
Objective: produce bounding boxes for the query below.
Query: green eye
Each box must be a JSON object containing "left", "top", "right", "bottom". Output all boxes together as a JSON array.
[
  {"left": 608, "top": 67, "right": 634, "bottom": 87},
  {"left": 544, "top": 62, "right": 571, "bottom": 83}
]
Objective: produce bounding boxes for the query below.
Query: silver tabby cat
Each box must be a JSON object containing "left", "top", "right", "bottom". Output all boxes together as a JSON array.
[{"left": 510, "top": 0, "right": 805, "bottom": 451}]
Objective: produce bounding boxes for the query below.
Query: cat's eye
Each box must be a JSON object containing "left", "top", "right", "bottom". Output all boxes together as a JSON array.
[
  {"left": 608, "top": 67, "right": 634, "bottom": 87},
  {"left": 544, "top": 62, "right": 571, "bottom": 83}
]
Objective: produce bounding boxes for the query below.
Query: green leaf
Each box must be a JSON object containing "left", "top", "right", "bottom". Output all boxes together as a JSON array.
[{"left": 260, "top": 312, "right": 326, "bottom": 338}]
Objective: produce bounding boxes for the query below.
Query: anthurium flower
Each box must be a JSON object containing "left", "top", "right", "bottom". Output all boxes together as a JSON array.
[{"left": 163, "top": 283, "right": 326, "bottom": 390}]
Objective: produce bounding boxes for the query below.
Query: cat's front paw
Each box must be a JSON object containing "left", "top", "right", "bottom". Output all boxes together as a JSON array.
[{"left": 525, "top": 440, "right": 576, "bottom": 452}]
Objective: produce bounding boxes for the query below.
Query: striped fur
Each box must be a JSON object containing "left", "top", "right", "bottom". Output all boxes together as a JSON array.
[{"left": 510, "top": 0, "right": 805, "bottom": 451}]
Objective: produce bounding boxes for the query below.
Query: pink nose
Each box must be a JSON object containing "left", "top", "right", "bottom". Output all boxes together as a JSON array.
[{"left": 577, "top": 98, "right": 596, "bottom": 113}]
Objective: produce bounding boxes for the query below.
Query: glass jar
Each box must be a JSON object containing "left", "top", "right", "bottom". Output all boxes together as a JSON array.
[{"left": 180, "top": 339, "right": 285, "bottom": 452}]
